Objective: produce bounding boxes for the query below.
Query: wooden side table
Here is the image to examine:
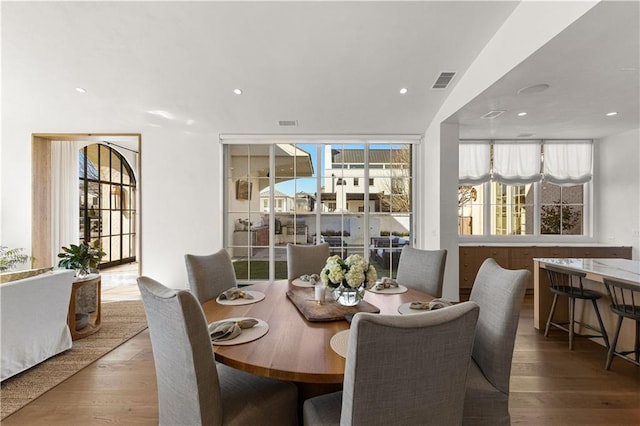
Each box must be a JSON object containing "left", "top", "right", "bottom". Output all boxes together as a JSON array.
[{"left": 68, "top": 273, "right": 102, "bottom": 340}]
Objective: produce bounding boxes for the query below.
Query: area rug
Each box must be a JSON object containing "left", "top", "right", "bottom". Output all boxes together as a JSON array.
[{"left": 0, "top": 300, "right": 148, "bottom": 419}]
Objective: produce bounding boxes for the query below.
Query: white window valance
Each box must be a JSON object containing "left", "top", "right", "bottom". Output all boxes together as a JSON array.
[
  {"left": 543, "top": 140, "right": 593, "bottom": 186},
  {"left": 492, "top": 141, "right": 542, "bottom": 184},
  {"left": 459, "top": 141, "right": 491, "bottom": 184}
]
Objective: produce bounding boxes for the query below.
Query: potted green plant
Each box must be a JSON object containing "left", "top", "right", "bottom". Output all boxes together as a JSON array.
[
  {"left": 0, "top": 246, "right": 32, "bottom": 272},
  {"left": 57, "top": 240, "right": 106, "bottom": 278}
]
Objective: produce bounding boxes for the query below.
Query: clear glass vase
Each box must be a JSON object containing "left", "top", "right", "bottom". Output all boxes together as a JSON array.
[
  {"left": 75, "top": 267, "right": 90, "bottom": 279},
  {"left": 333, "top": 283, "right": 365, "bottom": 306}
]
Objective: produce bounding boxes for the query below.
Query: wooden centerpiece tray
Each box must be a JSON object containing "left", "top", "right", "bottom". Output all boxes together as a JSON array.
[{"left": 286, "top": 287, "right": 379, "bottom": 322}]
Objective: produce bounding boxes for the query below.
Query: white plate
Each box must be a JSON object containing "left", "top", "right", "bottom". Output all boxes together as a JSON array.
[
  {"left": 398, "top": 301, "right": 430, "bottom": 315},
  {"left": 216, "top": 290, "right": 265, "bottom": 305},
  {"left": 330, "top": 330, "right": 350, "bottom": 358},
  {"left": 291, "top": 278, "right": 314, "bottom": 288},
  {"left": 367, "top": 284, "right": 408, "bottom": 294},
  {"left": 211, "top": 317, "right": 269, "bottom": 346}
]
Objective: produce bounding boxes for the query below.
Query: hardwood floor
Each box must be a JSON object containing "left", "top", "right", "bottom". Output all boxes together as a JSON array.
[{"left": 3, "top": 292, "right": 639, "bottom": 425}]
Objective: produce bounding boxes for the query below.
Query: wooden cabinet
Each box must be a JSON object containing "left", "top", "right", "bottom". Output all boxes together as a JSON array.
[
  {"left": 459, "top": 245, "right": 632, "bottom": 299},
  {"left": 460, "top": 246, "right": 508, "bottom": 289}
]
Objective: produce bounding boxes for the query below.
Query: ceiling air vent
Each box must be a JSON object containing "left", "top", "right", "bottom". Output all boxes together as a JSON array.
[
  {"left": 432, "top": 72, "right": 456, "bottom": 89},
  {"left": 481, "top": 110, "right": 506, "bottom": 120},
  {"left": 278, "top": 120, "right": 298, "bottom": 127}
]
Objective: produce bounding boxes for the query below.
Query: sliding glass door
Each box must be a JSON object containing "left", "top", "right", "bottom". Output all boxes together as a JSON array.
[{"left": 225, "top": 140, "right": 414, "bottom": 282}]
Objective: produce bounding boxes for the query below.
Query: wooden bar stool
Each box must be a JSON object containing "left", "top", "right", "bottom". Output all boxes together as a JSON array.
[
  {"left": 544, "top": 266, "right": 609, "bottom": 350},
  {"left": 603, "top": 278, "right": 640, "bottom": 370}
]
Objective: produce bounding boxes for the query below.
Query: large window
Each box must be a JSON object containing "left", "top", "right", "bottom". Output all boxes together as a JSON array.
[
  {"left": 458, "top": 140, "right": 591, "bottom": 237},
  {"left": 224, "top": 141, "right": 415, "bottom": 282},
  {"left": 79, "top": 144, "right": 137, "bottom": 267},
  {"left": 540, "top": 182, "right": 584, "bottom": 235}
]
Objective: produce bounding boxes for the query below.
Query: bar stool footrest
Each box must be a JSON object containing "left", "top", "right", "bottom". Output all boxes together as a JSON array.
[{"left": 548, "top": 320, "right": 608, "bottom": 340}]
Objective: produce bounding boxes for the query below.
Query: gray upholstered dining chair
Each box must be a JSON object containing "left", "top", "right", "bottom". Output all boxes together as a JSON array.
[
  {"left": 286, "top": 243, "right": 330, "bottom": 283},
  {"left": 303, "top": 301, "right": 480, "bottom": 426},
  {"left": 395, "top": 246, "right": 447, "bottom": 297},
  {"left": 138, "top": 276, "right": 298, "bottom": 426},
  {"left": 463, "top": 258, "right": 529, "bottom": 426},
  {"left": 185, "top": 248, "right": 237, "bottom": 304}
]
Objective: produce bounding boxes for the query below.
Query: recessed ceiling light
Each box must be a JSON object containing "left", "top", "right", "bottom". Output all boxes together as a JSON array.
[
  {"left": 517, "top": 83, "right": 550, "bottom": 95},
  {"left": 186, "top": 119, "right": 195, "bottom": 126},
  {"left": 606, "top": 111, "right": 618, "bottom": 116},
  {"left": 233, "top": 89, "right": 243, "bottom": 95},
  {"left": 75, "top": 87, "right": 87, "bottom": 93},
  {"left": 517, "top": 112, "right": 527, "bottom": 116},
  {"left": 399, "top": 88, "right": 408, "bottom": 94}
]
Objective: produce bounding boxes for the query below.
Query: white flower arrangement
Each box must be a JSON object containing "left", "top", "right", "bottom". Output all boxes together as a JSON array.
[{"left": 320, "top": 254, "right": 377, "bottom": 289}]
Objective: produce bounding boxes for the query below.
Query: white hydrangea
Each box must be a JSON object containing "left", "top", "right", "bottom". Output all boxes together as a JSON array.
[
  {"left": 320, "top": 267, "right": 330, "bottom": 285},
  {"left": 345, "top": 254, "right": 365, "bottom": 268},
  {"left": 327, "top": 263, "right": 345, "bottom": 284},
  {"left": 345, "top": 264, "right": 365, "bottom": 287},
  {"left": 321, "top": 254, "right": 377, "bottom": 289}
]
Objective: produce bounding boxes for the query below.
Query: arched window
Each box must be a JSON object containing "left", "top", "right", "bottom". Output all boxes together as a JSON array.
[{"left": 79, "top": 144, "right": 137, "bottom": 267}]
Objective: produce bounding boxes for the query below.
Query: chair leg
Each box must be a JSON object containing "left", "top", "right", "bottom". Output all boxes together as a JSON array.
[
  {"left": 545, "top": 293, "right": 558, "bottom": 338},
  {"left": 635, "top": 320, "right": 640, "bottom": 364},
  {"left": 591, "top": 299, "right": 610, "bottom": 349},
  {"left": 606, "top": 316, "right": 624, "bottom": 370},
  {"left": 569, "top": 297, "right": 575, "bottom": 350}
]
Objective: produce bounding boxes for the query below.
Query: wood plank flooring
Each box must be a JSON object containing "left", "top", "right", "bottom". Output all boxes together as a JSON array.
[{"left": 2, "top": 292, "right": 639, "bottom": 425}]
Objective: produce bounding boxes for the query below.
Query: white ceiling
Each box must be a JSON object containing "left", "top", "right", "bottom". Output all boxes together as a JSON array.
[
  {"left": 2, "top": 1, "right": 638, "bottom": 143},
  {"left": 2, "top": 1, "right": 516, "bottom": 138},
  {"left": 454, "top": 1, "right": 640, "bottom": 140}
]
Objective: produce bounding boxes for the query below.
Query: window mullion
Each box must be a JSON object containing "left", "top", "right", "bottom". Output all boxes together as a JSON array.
[
  {"left": 269, "top": 145, "right": 275, "bottom": 282},
  {"left": 484, "top": 181, "right": 491, "bottom": 236},
  {"left": 533, "top": 182, "right": 540, "bottom": 236},
  {"left": 315, "top": 144, "right": 322, "bottom": 243},
  {"left": 364, "top": 144, "right": 370, "bottom": 261}
]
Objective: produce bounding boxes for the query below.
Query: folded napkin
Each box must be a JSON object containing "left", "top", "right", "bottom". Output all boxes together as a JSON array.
[
  {"left": 300, "top": 274, "right": 321, "bottom": 284},
  {"left": 218, "top": 288, "right": 254, "bottom": 300},
  {"left": 409, "top": 298, "right": 453, "bottom": 311},
  {"left": 209, "top": 319, "right": 259, "bottom": 342},
  {"left": 375, "top": 277, "right": 399, "bottom": 290}
]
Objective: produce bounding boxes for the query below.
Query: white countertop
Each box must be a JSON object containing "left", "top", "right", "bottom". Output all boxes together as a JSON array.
[
  {"left": 460, "top": 243, "right": 629, "bottom": 247},
  {"left": 534, "top": 258, "right": 640, "bottom": 285}
]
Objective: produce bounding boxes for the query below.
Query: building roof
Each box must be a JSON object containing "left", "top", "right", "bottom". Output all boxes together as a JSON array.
[
  {"left": 332, "top": 149, "right": 409, "bottom": 165},
  {"left": 259, "top": 188, "right": 291, "bottom": 198}
]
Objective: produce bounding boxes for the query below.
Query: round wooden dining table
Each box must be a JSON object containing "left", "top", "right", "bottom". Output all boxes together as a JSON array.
[{"left": 202, "top": 280, "right": 432, "bottom": 384}]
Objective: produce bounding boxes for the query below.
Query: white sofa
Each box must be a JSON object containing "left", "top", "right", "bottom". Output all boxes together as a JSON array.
[{"left": 1, "top": 269, "right": 75, "bottom": 381}]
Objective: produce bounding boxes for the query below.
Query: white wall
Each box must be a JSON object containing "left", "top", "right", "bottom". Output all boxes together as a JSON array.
[
  {"left": 139, "top": 129, "right": 223, "bottom": 287},
  {"left": 420, "top": 1, "right": 598, "bottom": 300},
  {"left": 596, "top": 128, "right": 640, "bottom": 259},
  {"left": 1, "top": 122, "right": 223, "bottom": 288}
]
